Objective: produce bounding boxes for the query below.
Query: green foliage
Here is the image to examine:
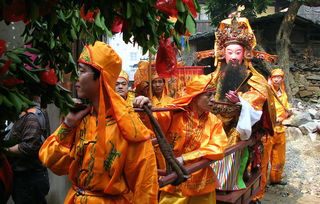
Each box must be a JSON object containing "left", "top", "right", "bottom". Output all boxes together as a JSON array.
[
  {"left": 0, "top": 0, "right": 198, "bottom": 125},
  {"left": 204, "top": 0, "right": 273, "bottom": 26}
]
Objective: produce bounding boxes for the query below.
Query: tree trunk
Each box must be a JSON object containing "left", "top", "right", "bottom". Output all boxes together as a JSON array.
[{"left": 276, "top": 0, "right": 302, "bottom": 102}]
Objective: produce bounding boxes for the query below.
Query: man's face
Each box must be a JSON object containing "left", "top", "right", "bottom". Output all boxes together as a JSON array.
[
  {"left": 75, "top": 63, "right": 100, "bottom": 99},
  {"left": 152, "top": 78, "right": 165, "bottom": 96},
  {"left": 271, "top": 76, "right": 283, "bottom": 88},
  {"left": 225, "top": 44, "right": 244, "bottom": 67},
  {"left": 115, "top": 77, "right": 129, "bottom": 99},
  {"left": 193, "top": 91, "right": 214, "bottom": 113}
]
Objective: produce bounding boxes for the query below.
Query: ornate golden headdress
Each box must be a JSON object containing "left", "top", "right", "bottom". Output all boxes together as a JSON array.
[{"left": 214, "top": 17, "right": 256, "bottom": 65}]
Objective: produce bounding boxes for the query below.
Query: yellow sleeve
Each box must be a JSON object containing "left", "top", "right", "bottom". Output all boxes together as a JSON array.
[
  {"left": 39, "top": 122, "right": 76, "bottom": 176},
  {"left": 240, "top": 87, "right": 267, "bottom": 111},
  {"left": 125, "top": 139, "right": 159, "bottom": 204},
  {"left": 182, "top": 115, "right": 228, "bottom": 162}
]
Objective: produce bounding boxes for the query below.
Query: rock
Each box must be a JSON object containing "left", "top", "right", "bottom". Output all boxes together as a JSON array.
[
  {"left": 308, "top": 133, "right": 320, "bottom": 142},
  {"left": 315, "top": 112, "right": 320, "bottom": 120},
  {"left": 306, "top": 75, "right": 320, "bottom": 81},
  {"left": 300, "top": 122, "right": 319, "bottom": 133},
  {"left": 290, "top": 112, "right": 312, "bottom": 127},
  {"left": 307, "top": 86, "right": 320, "bottom": 92},
  {"left": 299, "top": 90, "right": 313, "bottom": 97},
  {"left": 286, "top": 127, "right": 303, "bottom": 141},
  {"left": 299, "top": 126, "right": 309, "bottom": 135},
  {"left": 308, "top": 108, "right": 318, "bottom": 118}
]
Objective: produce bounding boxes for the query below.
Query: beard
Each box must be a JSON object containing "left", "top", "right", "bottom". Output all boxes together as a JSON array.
[{"left": 217, "top": 61, "right": 248, "bottom": 101}]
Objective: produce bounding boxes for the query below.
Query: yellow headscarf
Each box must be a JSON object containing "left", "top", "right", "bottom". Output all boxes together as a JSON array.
[
  {"left": 78, "top": 41, "right": 152, "bottom": 143},
  {"left": 171, "top": 75, "right": 215, "bottom": 107},
  {"left": 268, "top": 68, "right": 287, "bottom": 96},
  {"left": 118, "top": 70, "right": 129, "bottom": 81}
]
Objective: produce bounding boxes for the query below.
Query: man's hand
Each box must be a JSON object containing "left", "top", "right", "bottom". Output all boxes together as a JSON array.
[
  {"left": 133, "top": 96, "right": 152, "bottom": 108},
  {"left": 64, "top": 101, "right": 91, "bottom": 128},
  {"left": 226, "top": 90, "right": 240, "bottom": 103}
]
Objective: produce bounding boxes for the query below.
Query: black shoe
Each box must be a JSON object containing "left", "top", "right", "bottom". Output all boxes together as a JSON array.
[
  {"left": 250, "top": 199, "right": 261, "bottom": 204},
  {"left": 270, "top": 181, "right": 287, "bottom": 185}
]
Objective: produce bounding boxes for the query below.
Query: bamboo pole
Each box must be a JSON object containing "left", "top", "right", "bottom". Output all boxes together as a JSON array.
[{"left": 148, "top": 51, "right": 152, "bottom": 99}]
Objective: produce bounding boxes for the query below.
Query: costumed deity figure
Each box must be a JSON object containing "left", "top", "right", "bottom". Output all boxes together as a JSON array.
[
  {"left": 135, "top": 75, "right": 228, "bottom": 203},
  {"left": 39, "top": 41, "right": 158, "bottom": 204},
  {"left": 210, "top": 17, "right": 276, "bottom": 191},
  {"left": 254, "top": 68, "right": 291, "bottom": 201},
  {"left": 116, "top": 70, "right": 134, "bottom": 106}
]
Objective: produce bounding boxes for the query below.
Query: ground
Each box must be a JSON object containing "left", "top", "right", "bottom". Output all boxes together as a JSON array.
[{"left": 260, "top": 134, "right": 320, "bottom": 204}]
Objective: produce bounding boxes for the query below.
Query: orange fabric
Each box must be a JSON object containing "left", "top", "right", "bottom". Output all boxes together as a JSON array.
[
  {"left": 156, "top": 109, "right": 228, "bottom": 196},
  {"left": 269, "top": 132, "right": 286, "bottom": 183},
  {"left": 118, "top": 70, "right": 129, "bottom": 81},
  {"left": 152, "top": 93, "right": 174, "bottom": 108},
  {"left": 40, "top": 41, "right": 158, "bottom": 203},
  {"left": 39, "top": 114, "right": 158, "bottom": 204},
  {"left": 268, "top": 69, "right": 290, "bottom": 133},
  {"left": 171, "top": 75, "right": 215, "bottom": 107},
  {"left": 254, "top": 136, "right": 272, "bottom": 200}
]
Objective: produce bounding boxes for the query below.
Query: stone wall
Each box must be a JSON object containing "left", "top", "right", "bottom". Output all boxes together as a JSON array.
[{"left": 290, "top": 55, "right": 320, "bottom": 103}]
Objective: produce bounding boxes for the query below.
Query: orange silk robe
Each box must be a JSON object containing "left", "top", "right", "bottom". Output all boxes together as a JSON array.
[
  {"left": 273, "top": 88, "right": 290, "bottom": 133},
  {"left": 152, "top": 93, "right": 174, "bottom": 108},
  {"left": 155, "top": 109, "right": 228, "bottom": 196},
  {"left": 39, "top": 113, "right": 158, "bottom": 204}
]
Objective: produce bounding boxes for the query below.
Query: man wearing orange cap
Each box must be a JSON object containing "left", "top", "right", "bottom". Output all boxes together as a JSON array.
[
  {"left": 252, "top": 68, "right": 291, "bottom": 202},
  {"left": 209, "top": 17, "right": 276, "bottom": 200},
  {"left": 151, "top": 72, "right": 173, "bottom": 108},
  {"left": 135, "top": 75, "right": 228, "bottom": 203},
  {"left": 39, "top": 41, "right": 158, "bottom": 203},
  {"left": 266, "top": 68, "right": 291, "bottom": 185},
  {"left": 116, "top": 70, "right": 134, "bottom": 106}
]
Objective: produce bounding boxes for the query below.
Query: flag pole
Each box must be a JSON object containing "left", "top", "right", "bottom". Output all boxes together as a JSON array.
[{"left": 148, "top": 51, "right": 153, "bottom": 99}]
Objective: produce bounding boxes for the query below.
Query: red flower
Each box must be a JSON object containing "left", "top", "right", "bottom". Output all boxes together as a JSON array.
[
  {"left": 0, "top": 78, "right": 24, "bottom": 87},
  {"left": 40, "top": 69, "right": 58, "bottom": 85},
  {"left": 0, "top": 59, "right": 12, "bottom": 76},
  {"left": 0, "top": 40, "right": 6, "bottom": 57},
  {"left": 80, "top": 6, "right": 100, "bottom": 23},
  {"left": 111, "top": 16, "right": 124, "bottom": 33}
]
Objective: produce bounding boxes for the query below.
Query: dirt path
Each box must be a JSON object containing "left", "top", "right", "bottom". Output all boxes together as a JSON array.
[{"left": 261, "top": 135, "right": 320, "bottom": 204}]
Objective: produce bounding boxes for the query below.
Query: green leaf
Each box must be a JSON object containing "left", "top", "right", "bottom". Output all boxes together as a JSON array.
[
  {"left": 126, "top": 2, "right": 132, "bottom": 18},
  {"left": 186, "top": 14, "right": 196, "bottom": 34},
  {"left": 95, "top": 12, "right": 103, "bottom": 28},
  {"left": 176, "top": 0, "right": 186, "bottom": 12},
  {"left": 68, "top": 52, "right": 76, "bottom": 66},
  {"left": 50, "top": 38, "right": 55, "bottom": 49},
  {"left": 70, "top": 29, "right": 77, "bottom": 40}
]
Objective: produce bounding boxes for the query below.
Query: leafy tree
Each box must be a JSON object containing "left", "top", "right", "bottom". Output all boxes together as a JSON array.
[{"left": 204, "top": 0, "right": 272, "bottom": 26}]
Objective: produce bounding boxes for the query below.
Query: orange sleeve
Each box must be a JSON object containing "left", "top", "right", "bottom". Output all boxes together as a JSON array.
[
  {"left": 240, "top": 87, "right": 266, "bottom": 111},
  {"left": 182, "top": 115, "right": 228, "bottom": 162},
  {"left": 38, "top": 122, "right": 76, "bottom": 176},
  {"left": 124, "top": 139, "right": 159, "bottom": 204}
]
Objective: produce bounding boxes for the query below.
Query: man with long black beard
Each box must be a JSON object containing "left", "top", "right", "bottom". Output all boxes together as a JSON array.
[{"left": 210, "top": 17, "right": 276, "bottom": 198}]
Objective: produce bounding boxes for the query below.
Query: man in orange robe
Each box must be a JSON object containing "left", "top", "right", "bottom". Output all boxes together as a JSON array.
[
  {"left": 39, "top": 41, "right": 158, "bottom": 204},
  {"left": 116, "top": 70, "right": 134, "bottom": 106},
  {"left": 135, "top": 75, "right": 228, "bottom": 203},
  {"left": 255, "top": 68, "right": 291, "bottom": 200},
  {"left": 151, "top": 71, "right": 173, "bottom": 108}
]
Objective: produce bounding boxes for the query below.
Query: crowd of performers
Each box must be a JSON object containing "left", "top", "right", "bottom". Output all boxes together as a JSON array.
[{"left": 1, "top": 16, "right": 292, "bottom": 204}]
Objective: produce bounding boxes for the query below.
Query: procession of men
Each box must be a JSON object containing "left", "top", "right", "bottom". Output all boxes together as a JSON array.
[{"left": 1, "top": 14, "right": 294, "bottom": 204}]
